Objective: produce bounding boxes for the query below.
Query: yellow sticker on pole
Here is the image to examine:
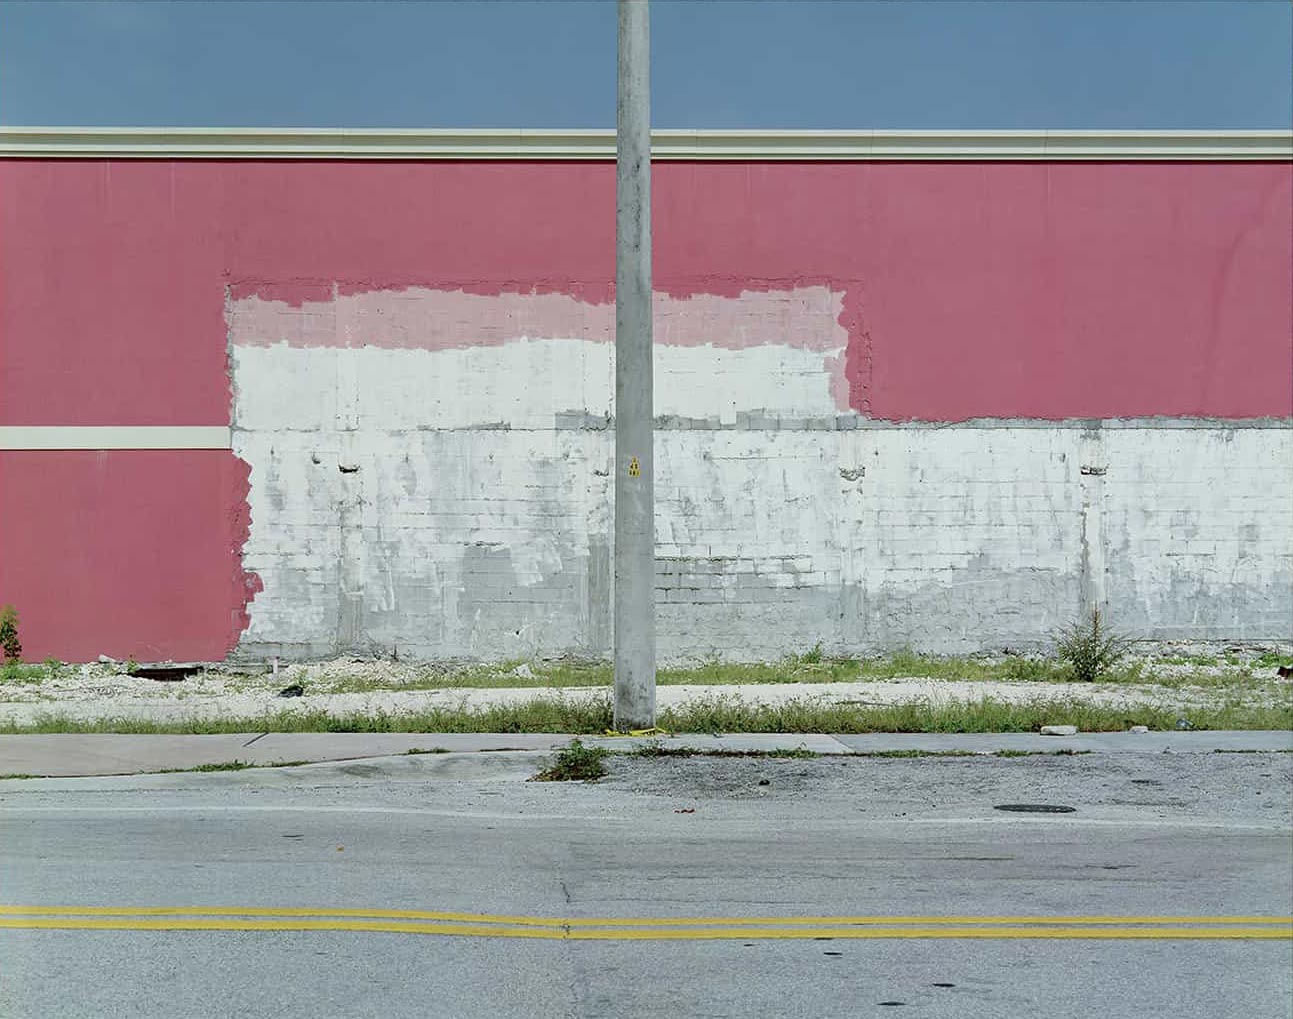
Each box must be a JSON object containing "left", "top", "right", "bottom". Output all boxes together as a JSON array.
[{"left": 628, "top": 456, "right": 641, "bottom": 477}]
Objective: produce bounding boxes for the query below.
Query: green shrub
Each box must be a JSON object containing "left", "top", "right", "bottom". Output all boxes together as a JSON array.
[
  {"left": 0, "top": 605, "right": 21, "bottom": 663},
  {"left": 1054, "top": 608, "right": 1133, "bottom": 682},
  {"left": 530, "top": 739, "right": 609, "bottom": 782}
]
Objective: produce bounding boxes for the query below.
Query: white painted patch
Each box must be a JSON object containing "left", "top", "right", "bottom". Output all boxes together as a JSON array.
[
  {"left": 231, "top": 340, "right": 842, "bottom": 432},
  {"left": 227, "top": 285, "right": 1292, "bottom": 660}
]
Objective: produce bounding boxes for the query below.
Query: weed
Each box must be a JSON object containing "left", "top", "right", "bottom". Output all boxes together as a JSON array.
[
  {"left": 0, "top": 773, "right": 38, "bottom": 780},
  {"left": 1054, "top": 609, "right": 1134, "bottom": 682},
  {"left": 632, "top": 743, "right": 819, "bottom": 760},
  {"left": 0, "top": 606, "right": 21, "bottom": 662},
  {"left": 801, "top": 643, "right": 825, "bottom": 665},
  {"left": 633, "top": 742, "right": 697, "bottom": 757},
  {"left": 404, "top": 747, "right": 450, "bottom": 755},
  {"left": 158, "top": 759, "right": 313, "bottom": 774},
  {"left": 530, "top": 739, "right": 609, "bottom": 782},
  {"left": 162, "top": 760, "right": 253, "bottom": 773}
]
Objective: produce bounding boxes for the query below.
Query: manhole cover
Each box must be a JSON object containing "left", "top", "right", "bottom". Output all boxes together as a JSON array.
[{"left": 993, "top": 803, "right": 1076, "bottom": 813}]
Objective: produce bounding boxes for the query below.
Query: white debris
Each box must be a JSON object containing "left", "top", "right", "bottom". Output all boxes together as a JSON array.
[{"left": 1040, "top": 724, "right": 1079, "bottom": 736}]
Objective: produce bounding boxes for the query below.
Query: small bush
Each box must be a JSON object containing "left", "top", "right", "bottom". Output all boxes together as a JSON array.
[
  {"left": 801, "top": 643, "right": 825, "bottom": 665},
  {"left": 530, "top": 739, "right": 609, "bottom": 782},
  {"left": 0, "top": 606, "right": 21, "bottom": 662},
  {"left": 1054, "top": 608, "right": 1134, "bottom": 682}
]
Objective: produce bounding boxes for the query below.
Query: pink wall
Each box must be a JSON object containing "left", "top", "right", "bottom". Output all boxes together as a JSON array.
[
  {"left": 1, "top": 158, "right": 1289, "bottom": 660},
  {"left": 0, "top": 451, "right": 259, "bottom": 662}
]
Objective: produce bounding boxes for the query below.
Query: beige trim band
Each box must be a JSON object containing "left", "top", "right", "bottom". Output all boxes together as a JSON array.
[
  {"left": 0, "top": 426, "right": 232, "bottom": 450},
  {"left": 1, "top": 127, "right": 1288, "bottom": 161}
]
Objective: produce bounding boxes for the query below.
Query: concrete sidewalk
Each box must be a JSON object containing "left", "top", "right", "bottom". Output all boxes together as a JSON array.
[{"left": 1, "top": 729, "right": 1289, "bottom": 778}]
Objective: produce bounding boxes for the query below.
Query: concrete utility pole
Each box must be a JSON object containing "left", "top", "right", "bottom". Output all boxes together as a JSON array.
[{"left": 613, "top": 0, "right": 656, "bottom": 730}]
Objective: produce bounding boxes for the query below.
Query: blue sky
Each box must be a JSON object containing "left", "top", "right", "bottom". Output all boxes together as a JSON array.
[{"left": 0, "top": 1, "right": 1289, "bottom": 129}]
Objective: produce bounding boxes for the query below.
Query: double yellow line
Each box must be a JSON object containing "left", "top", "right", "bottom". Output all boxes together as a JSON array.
[{"left": 1, "top": 907, "right": 1290, "bottom": 941}]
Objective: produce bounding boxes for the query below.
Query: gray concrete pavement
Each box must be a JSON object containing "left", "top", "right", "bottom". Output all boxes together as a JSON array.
[
  {"left": 2, "top": 729, "right": 1289, "bottom": 777},
  {"left": 0, "top": 732, "right": 564, "bottom": 776},
  {"left": 1, "top": 749, "right": 1290, "bottom": 1018}
]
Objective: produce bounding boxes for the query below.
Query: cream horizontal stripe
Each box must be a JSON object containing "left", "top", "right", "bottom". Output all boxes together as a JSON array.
[
  {"left": 1, "top": 128, "right": 1289, "bottom": 161},
  {"left": 0, "top": 426, "right": 231, "bottom": 450}
]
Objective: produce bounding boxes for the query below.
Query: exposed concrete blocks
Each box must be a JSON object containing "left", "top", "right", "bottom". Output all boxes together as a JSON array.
[{"left": 233, "top": 420, "right": 1292, "bottom": 662}]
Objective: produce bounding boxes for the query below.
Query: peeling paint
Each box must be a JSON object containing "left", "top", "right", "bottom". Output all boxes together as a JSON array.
[
  {"left": 229, "top": 284, "right": 847, "bottom": 354},
  {"left": 226, "top": 454, "right": 264, "bottom": 649}
]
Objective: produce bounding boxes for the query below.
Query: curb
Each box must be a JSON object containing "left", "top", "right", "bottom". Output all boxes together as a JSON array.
[{"left": 1, "top": 730, "right": 1289, "bottom": 779}]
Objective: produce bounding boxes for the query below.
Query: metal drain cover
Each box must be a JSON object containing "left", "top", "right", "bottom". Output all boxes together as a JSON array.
[{"left": 993, "top": 803, "right": 1077, "bottom": 813}]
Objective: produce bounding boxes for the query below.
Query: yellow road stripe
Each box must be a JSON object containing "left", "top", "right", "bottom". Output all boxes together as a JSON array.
[
  {"left": 1, "top": 906, "right": 1289, "bottom": 928},
  {"left": 0, "top": 918, "right": 1288, "bottom": 940}
]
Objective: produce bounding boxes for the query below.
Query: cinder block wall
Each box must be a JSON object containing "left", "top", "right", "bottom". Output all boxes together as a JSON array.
[{"left": 2, "top": 152, "right": 1290, "bottom": 661}]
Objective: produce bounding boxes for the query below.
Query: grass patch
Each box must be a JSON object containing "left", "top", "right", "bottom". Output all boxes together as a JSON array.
[
  {"left": 0, "top": 697, "right": 619, "bottom": 736},
  {"left": 316, "top": 661, "right": 614, "bottom": 694},
  {"left": 0, "top": 661, "right": 49, "bottom": 685},
  {"left": 404, "top": 747, "right": 450, "bottom": 755},
  {"left": 658, "top": 694, "right": 1292, "bottom": 735},
  {"left": 2, "top": 649, "right": 1283, "bottom": 702},
  {"left": 0, "top": 773, "right": 39, "bottom": 780},
  {"left": 530, "top": 739, "right": 608, "bottom": 782},
  {"left": 283, "top": 652, "right": 1046, "bottom": 694},
  {"left": 3, "top": 690, "right": 1288, "bottom": 737},
  {"left": 266, "top": 649, "right": 1284, "bottom": 696},
  {"left": 632, "top": 743, "right": 819, "bottom": 760}
]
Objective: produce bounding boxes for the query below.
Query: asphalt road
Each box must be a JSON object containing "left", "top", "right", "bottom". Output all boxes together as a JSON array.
[{"left": 1, "top": 749, "right": 1290, "bottom": 1018}]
